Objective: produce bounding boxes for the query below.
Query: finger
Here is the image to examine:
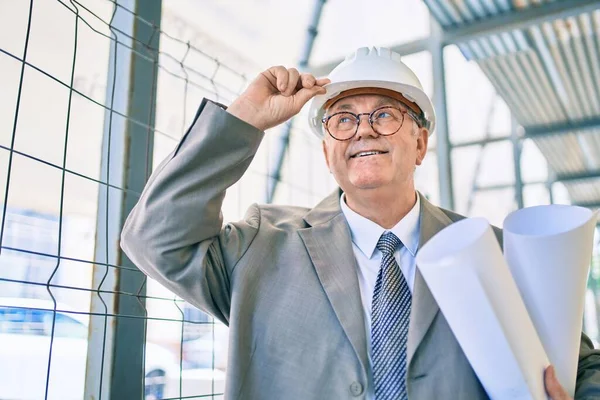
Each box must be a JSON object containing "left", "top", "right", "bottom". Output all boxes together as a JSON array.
[
  {"left": 298, "top": 73, "right": 316, "bottom": 89},
  {"left": 293, "top": 85, "right": 327, "bottom": 108},
  {"left": 315, "top": 77, "right": 331, "bottom": 87},
  {"left": 267, "top": 66, "right": 289, "bottom": 92},
  {"left": 545, "top": 366, "right": 570, "bottom": 400},
  {"left": 284, "top": 68, "right": 300, "bottom": 96}
]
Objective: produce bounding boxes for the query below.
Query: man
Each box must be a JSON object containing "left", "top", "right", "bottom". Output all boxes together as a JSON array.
[{"left": 121, "top": 47, "right": 600, "bottom": 399}]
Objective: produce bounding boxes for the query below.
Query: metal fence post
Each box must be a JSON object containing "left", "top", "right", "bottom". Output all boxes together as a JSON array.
[{"left": 85, "top": 1, "right": 162, "bottom": 399}]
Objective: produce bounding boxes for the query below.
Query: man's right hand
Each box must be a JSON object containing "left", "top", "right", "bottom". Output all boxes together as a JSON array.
[{"left": 227, "top": 66, "right": 330, "bottom": 131}]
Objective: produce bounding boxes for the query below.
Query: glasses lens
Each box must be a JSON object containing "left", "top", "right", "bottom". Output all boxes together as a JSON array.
[
  {"left": 371, "top": 107, "right": 404, "bottom": 135},
  {"left": 326, "top": 112, "right": 357, "bottom": 140}
]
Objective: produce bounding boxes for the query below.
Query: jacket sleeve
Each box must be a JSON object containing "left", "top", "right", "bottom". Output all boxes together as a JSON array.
[
  {"left": 120, "top": 99, "right": 265, "bottom": 325},
  {"left": 576, "top": 332, "right": 600, "bottom": 399}
]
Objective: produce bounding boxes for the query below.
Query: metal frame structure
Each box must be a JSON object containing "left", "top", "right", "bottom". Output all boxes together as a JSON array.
[
  {"left": 89, "top": 0, "right": 600, "bottom": 393},
  {"left": 304, "top": 0, "right": 600, "bottom": 215},
  {"left": 6, "top": 0, "right": 597, "bottom": 398},
  {"left": 524, "top": 117, "right": 600, "bottom": 138},
  {"left": 439, "top": 0, "right": 600, "bottom": 46},
  {"left": 430, "top": 20, "right": 455, "bottom": 209},
  {"left": 511, "top": 116, "right": 524, "bottom": 209},
  {"left": 86, "top": 1, "right": 161, "bottom": 399}
]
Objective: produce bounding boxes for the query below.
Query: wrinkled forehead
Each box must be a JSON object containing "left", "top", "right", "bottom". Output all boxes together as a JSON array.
[{"left": 327, "top": 93, "right": 406, "bottom": 113}]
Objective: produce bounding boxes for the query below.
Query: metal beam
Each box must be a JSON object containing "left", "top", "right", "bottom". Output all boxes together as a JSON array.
[
  {"left": 574, "top": 201, "right": 600, "bottom": 209},
  {"left": 475, "top": 179, "right": 547, "bottom": 191},
  {"left": 307, "top": 37, "right": 431, "bottom": 77},
  {"left": 85, "top": 1, "right": 161, "bottom": 399},
  {"left": 266, "top": 0, "right": 326, "bottom": 203},
  {"left": 524, "top": 117, "right": 600, "bottom": 138},
  {"left": 555, "top": 170, "right": 600, "bottom": 183},
  {"left": 547, "top": 180, "right": 555, "bottom": 204},
  {"left": 451, "top": 135, "right": 511, "bottom": 148},
  {"left": 441, "top": 0, "right": 600, "bottom": 45},
  {"left": 512, "top": 117, "right": 524, "bottom": 209},
  {"left": 431, "top": 21, "right": 454, "bottom": 210},
  {"left": 475, "top": 183, "right": 517, "bottom": 191}
]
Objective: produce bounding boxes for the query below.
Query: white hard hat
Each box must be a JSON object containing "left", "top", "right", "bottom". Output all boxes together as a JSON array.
[{"left": 307, "top": 46, "right": 436, "bottom": 138}]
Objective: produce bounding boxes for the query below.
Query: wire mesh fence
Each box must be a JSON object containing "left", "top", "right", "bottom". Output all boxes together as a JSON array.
[
  {"left": 0, "top": 0, "right": 333, "bottom": 399},
  {"left": 2, "top": 0, "right": 600, "bottom": 399}
]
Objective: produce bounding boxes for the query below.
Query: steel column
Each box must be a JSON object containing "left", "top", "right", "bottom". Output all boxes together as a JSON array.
[
  {"left": 431, "top": 20, "right": 454, "bottom": 209},
  {"left": 85, "top": 1, "right": 161, "bottom": 399},
  {"left": 512, "top": 117, "right": 524, "bottom": 209}
]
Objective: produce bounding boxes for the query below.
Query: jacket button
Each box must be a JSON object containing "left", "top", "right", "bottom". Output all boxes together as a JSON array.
[{"left": 350, "top": 381, "right": 363, "bottom": 396}]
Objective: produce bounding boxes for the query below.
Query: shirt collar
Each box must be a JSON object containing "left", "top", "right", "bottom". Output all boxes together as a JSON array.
[{"left": 340, "top": 192, "right": 421, "bottom": 259}]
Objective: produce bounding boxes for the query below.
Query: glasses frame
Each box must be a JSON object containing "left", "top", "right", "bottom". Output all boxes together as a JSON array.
[{"left": 321, "top": 105, "right": 424, "bottom": 141}]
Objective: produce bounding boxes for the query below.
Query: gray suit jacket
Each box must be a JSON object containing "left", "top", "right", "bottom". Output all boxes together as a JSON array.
[{"left": 121, "top": 99, "right": 600, "bottom": 399}]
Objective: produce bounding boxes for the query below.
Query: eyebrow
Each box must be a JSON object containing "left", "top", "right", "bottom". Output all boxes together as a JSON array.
[
  {"left": 332, "top": 103, "right": 355, "bottom": 112},
  {"left": 375, "top": 97, "right": 408, "bottom": 110}
]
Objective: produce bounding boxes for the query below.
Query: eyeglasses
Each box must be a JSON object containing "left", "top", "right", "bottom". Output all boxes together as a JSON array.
[{"left": 321, "top": 106, "right": 420, "bottom": 141}]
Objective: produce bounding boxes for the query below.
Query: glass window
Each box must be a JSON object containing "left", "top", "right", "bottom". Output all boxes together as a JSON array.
[
  {"left": 468, "top": 188, "right": 516, "bottom": 227},
  {"left": 0, "top": 307, "right": 46, "bottom": 336},
  {"left": 445, "top": 45, "right": 511, "bottom": 145},
  {"left": 311, "top": 0, "right": 430, "bottom": 68},
  {"left": 48, "top": 312, "right": 88, "bottom": 339},
  {"left": 451, "top": 142, "right": 515, "bottom": 217},
  {"left": 0, "top": 1, "right": 110, "bottom": 398},
  {"left": 0, "top": 0, "right": 108, "bottom": 302},
  {"left": 521, "top": 139, "right": 549, "bottom": 184},
  {"left": 0, "top": 307, "right": 27, "bottom": 334},
  {"left": 162, "top": 0, "right": 315, "bottom": 68},
  {"left": 523, "top": 184, "right": 551, "bottom": 207},
  {"left": 402, "top": 51, "right": 433, "bottom": 100}
]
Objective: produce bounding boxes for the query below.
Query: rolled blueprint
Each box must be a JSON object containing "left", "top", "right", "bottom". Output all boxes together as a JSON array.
[
  {"left": 416, "top": 217, "right": 549, "bottom": 400},
  {"left": 504, "top": 205, "right": 598, "bottom": 397}
]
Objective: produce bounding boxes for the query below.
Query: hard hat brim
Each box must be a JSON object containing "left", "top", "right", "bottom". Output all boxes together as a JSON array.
[{"left": 308, "top": 80, "right": 436, "bottom": 138}]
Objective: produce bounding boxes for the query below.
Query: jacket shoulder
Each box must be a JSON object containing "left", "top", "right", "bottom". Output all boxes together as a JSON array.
[{"left": 255, "top": 203, "right": 311, "bottom": 230}]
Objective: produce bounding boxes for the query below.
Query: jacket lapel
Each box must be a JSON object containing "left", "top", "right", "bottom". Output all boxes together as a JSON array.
[
  {"left": 298, "top": 190, "right": 456, "bottom": 373},
  {"left": 298, "top": 190, "right": 369, "bottom": 375},
  {"left": 407, "top": 193, "right": 455, "bottom": 366}
]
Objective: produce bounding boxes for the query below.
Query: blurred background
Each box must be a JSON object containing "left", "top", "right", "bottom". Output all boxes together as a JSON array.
[{"left": 0, "top": 0, "right": 599, "bottom": 399}]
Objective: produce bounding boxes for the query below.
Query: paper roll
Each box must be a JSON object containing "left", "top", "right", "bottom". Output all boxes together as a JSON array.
[
  {"left": 504, "top": 205, "right": 598, "bottom": 397},
  {"left": 416, "top": 217, "right": 549, "bottom": 400}
]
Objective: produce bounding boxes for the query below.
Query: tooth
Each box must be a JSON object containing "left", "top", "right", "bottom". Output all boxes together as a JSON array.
[{"left": 353, "top": 151, "right": 385, "bottom": 158}]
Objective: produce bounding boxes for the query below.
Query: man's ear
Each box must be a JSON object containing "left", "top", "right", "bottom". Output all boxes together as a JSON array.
[{"left": 415, "top": 127, "right": 429, "bottom": 166}]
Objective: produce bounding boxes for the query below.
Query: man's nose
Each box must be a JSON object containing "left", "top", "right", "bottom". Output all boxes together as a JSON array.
[{"left": 355, "top": 115, "right": 378, "bottom": 140}]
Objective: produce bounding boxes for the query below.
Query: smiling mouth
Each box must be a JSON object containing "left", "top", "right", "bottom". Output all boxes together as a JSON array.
[{"left": 350, "top": 151, "right": 388, "bottom": 159}]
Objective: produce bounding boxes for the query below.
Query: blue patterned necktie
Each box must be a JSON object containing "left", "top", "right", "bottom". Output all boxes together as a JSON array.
[{"left": 371, "top": 232, "right": 411, "bottom": 400}]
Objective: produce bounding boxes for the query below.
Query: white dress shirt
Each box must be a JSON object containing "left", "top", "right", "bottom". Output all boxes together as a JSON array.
[{"left": 340, "top": 193, "right": 421, "bottom": 399}]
